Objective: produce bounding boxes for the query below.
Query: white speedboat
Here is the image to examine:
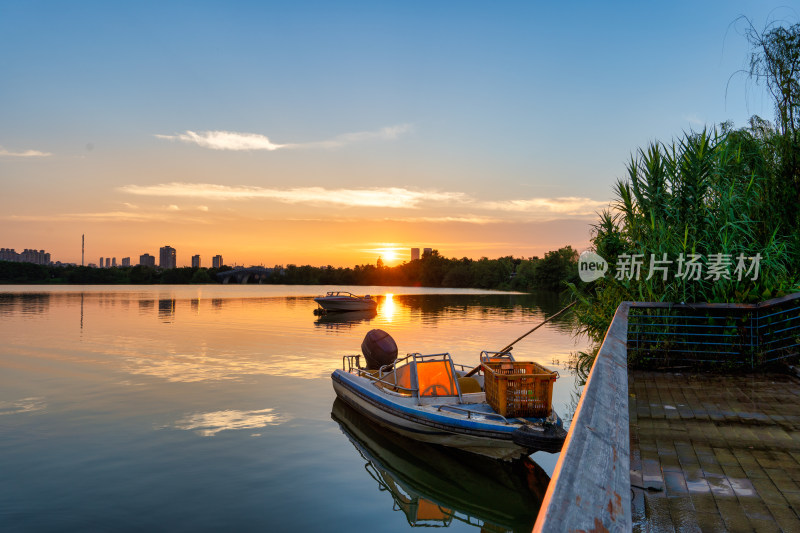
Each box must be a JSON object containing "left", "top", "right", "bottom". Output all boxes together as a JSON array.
[
  {"left": 313, "top": 291, "right": 378, "bottom": 312},
  {"left": 331, "top": 346, "right": 566, "bottom": 461}
]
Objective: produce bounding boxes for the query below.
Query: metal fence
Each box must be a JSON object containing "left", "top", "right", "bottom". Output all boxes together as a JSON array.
[
  {"left": 534, "top": 292, "right": 800, "bottom": 532},
  {"left": 628, "top": 293, "right": 800, "bottom": 367}
]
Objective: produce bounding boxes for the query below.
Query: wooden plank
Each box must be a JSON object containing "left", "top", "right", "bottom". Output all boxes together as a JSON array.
[{"left": 534, "top": 302, "right": 632, "bottom": 532}]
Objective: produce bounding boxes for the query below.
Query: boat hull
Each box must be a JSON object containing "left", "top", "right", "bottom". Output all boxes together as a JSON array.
[
  {"left": 314, "top": 297, "right": 377, "bottom": 312},
  {"left": 331, "top": 369, "right": 565, "bottom": 460}
]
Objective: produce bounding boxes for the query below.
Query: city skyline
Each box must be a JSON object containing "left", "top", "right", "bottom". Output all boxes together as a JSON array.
[
  {"left": 1, "top": 2, "right": 793, "bottom": 267},
  {"left": 1, "top": 240, "right": 447, "bottom": 268}
]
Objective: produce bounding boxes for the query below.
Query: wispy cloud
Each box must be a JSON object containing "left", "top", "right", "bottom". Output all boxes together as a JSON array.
[
  {"left": 2, "top": 209, "right": 212, "bottom": 224},
  {"left": 119, "top": 182, "right": 465, "bottom": 208},
  {"left": 0, "top": 146, "right": 52, "bottom": 157},
  {"left": 478, "top": 197, "right": 607, "bottom": 216},
  {"left": 396, "top": 215, "right": 502, "bottom": 224},
  {"left": 155, "top": 131, "right": 285, "bottom": 151},
  {"left": 683, "top": 113, "right": 704, "bottom": 127},
  {"left": 155, "top": 124, "right": 411, "bottom": 151},
  {"left": 118, "top": 182, "right": 606, "bottom": 218}
]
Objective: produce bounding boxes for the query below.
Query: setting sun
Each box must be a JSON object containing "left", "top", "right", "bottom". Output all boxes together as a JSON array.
[{"left": 382, "top": 250, "right": 398, "bottom": 263}]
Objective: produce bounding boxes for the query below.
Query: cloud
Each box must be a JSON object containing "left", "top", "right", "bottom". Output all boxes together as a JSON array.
[
  {"left": 155, "top": 124, "right": 411, "bottom": 151},
  {"left": 395, "top": 215, "right": 502, "bottom": 224},
  {"left": 119, "top": 182, "right": 466, "bottom": 209},
  {"left": 155, "top": 131, "right": 285, "bottom": 151},
  {"left": 683, "top": 114, "right": 704, "bottom": 127},
  {"left": 1, "top": 208, "right": 212, "bottom": 224},
  {"left": 118, "top": 182, "right": 607, "bottom": 219},
  {"left": 478, "top": 197, "right": 607, "bottom": 216},
  {"left": 0, "top": 146, "right": 52, "bottom": 157}
]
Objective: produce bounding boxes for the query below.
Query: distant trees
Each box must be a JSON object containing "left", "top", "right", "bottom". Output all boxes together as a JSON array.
[{"left": 0, "top": 244, "right": 583, "bottom": 293}]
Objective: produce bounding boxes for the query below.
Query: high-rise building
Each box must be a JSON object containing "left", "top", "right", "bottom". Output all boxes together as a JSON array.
[
  {"left": 99, "top": 257, "right": 104, "bottom": 268},
  {"left": 410, "top": 248, "right": 420, "bottom": 261},
  {"left": 121, "top": 257, "right": 131, "bottom": 267},
  {"left": 159, "top": 246, "right": 176, "bottom": 269},
  {"left": 1, "top": 248, "right": 50, "bottom": 265},
  {"left": 191, "top": 254, "right": 200, "bottom": 268},
  {"left": 212, "top": 255, "right": 223, "bottom": 268},
  {"left": 105, "top": 258, "right": 111, "bottom": 268},
  {"left": 423, "top": 248, "right": 433, "bottom": 257},
  {"left": 111, "top": 257, "right": 117, "bottom": 267},
  {"left": 139, "top": 253, "right": 156, "bottom": 267}
]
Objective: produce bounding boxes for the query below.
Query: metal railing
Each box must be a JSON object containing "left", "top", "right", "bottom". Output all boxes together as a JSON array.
[
  {"left": 534, "top": 292, "right": 800, "bottom": 532},
  {"left": 628, "top": 293, "right": 800, "bottom": 367}
]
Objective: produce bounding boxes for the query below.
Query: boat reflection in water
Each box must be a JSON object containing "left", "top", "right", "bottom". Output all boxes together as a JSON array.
[
  {"left": 331, "top": 399, "right": 550, "bottom": 532},
  {"left": 313, "top": 309, "right": 377, "bottom": 329}
]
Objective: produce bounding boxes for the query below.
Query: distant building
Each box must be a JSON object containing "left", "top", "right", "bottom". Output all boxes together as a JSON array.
[
  {"left": 111, "top": 257, "right": 117, "bottom": 267},
  {"left": 121, "top": 257, "right": 131, "bottom": 267},
  {"left": 212, "top": 255, "right": 223, "bottom": 268},
  {"left": 0, "top": 248, "right": 19, "bottom": 262},
  {"left": 1, "top": 248, "right": 50, "bottom": 265},
  {"left": 105, "top": 258, "right": 111, "bottom": 268},
  {"left": 99, "top": 257, "right": 104, "bottom": 268},
  {"left": 423, "top": 248, "right": 433, "bottom": 258},
  {"left": 191, "top": 254, "right": 200, "bottom": 268},
  {"left": 139, "top": 253, "right": 156, "bottom": 267},
  {"left": 159, "top": 246, "right": 176, "bottom": 269},
  {"left": 410, "top": 248, "right": 420, "bottom": 261}
]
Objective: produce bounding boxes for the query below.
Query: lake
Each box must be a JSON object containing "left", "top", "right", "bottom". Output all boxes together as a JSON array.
[{"left": 0, "top": 285, "right": 586, "bottom": 532}]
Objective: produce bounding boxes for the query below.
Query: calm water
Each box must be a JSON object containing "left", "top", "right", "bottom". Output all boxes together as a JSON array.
[{"left": 0, "top": 285, "right": 586, "bottom": 532}]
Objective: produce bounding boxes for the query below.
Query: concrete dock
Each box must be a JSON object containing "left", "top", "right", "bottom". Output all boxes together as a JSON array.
[{"left": 630, "top": 370, "right": 800, "bottom": 532}]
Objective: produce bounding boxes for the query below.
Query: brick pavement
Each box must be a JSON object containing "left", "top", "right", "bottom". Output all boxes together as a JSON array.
[{"left": 630, "top": 371, "right": 800, "bottom": 532}]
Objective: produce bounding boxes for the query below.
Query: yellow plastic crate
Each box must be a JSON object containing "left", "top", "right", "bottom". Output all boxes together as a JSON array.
[{"left": 482, "top": 361, "right": 557, "bottom": 418}]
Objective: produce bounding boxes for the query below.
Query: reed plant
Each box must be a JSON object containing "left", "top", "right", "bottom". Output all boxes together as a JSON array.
[{"left": 572, "top": 125, "right": 800, "bottom": 346}]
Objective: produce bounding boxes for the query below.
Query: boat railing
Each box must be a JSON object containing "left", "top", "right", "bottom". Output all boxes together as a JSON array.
[
  {"left": 343, "top": 352, "right": 465, "bottom": 402},
  {"left": 341, "top": 354, "right": 418, "bottom": 395}
]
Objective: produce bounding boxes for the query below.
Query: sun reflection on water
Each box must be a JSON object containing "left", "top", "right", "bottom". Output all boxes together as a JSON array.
[{"left": 380, "top": 293, "right": 396, "bottom": 322}]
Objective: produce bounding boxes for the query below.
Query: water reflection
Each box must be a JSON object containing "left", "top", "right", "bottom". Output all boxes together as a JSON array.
[
  {"left": 173, "top": 407, "right": 289, "bottom": 436},
  {"left": 314, "top": 309, "right": 377, "bottom": 329},
  {"left": 331, "top": 399, "right": 549, "bottom": 532},
  {"left": 380, "top": 293, "right": 397, "bottom": 322},
  {"left": 158, "top": 298, "right": 176, "bottom": 322},
  {"left": 0, "top": 293, "right": 52, "bottom": 317}
]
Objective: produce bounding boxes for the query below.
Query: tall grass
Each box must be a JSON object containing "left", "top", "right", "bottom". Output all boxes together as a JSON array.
[{"left": 572, "top": 126, "right": 799, "bottom": 345}]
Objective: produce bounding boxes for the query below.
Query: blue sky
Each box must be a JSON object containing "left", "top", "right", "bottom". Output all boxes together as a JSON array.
[{"left": 1, "top": 1, "right": 797, "bottom": 266}]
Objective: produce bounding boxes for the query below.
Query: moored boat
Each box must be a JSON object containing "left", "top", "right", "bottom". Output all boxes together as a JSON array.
[
  {"left": 313, "top": 291, "right": 378, "bottom": 312},
  {"left": 330, "top": 331, "right": 567, "bottom": 461}
]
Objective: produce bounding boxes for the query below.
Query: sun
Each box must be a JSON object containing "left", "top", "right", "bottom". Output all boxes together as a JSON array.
[{"left": 382, "top": 250, "right": 398, "bottom": 263}]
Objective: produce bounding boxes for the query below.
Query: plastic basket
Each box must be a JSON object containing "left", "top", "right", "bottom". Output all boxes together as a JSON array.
[{"left": 482, "top": 361, "right": 557, "bottom": 418}]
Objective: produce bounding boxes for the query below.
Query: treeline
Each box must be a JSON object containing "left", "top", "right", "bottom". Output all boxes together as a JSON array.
[
  {"left": 275, "top": 246, "right": 579, "bottom": 291},
  {"left": 0, "top": 262, "right": 227, "bottom": 285},
  {"left": 0, "top": 245, "right": 580, "bottom": 292}
]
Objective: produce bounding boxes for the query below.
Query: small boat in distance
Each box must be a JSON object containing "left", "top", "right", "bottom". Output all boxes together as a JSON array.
[
  {"left": 313, "top": 291, "right": 378, "bottom": 313},
  {"left": 331, "top": 330, "right": 567, "bottom": 461}
]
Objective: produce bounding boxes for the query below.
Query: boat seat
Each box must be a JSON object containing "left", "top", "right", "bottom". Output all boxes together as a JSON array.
[{"left": 457, "top": 377, "right": 482, "bottom": 394}]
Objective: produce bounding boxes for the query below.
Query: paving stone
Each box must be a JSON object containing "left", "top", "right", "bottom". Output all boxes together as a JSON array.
[
  {"left": 629, "top": 370, "right": 800, "bottom": 531},
  {"left": 694, "top": 511, "right": 727, "bottom": 533}
]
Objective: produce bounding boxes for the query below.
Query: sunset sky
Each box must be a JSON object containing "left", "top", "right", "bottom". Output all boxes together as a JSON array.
[{"left": 1, "top": 1, "right": 794, "bottom": 267}]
